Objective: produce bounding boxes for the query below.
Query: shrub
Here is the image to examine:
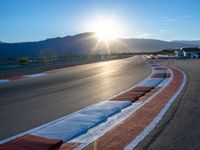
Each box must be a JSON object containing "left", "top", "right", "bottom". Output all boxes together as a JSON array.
[{"left": 19, "top": 57, "right": 30, "bottom": 65}]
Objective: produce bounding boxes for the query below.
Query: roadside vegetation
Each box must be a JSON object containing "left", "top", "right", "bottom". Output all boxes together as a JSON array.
[
  {"left": 0, "top": 53, "right": 136, "bottom": 66},
  {"left": 0, "top": 53, "right": 137, "bottom": 79}
]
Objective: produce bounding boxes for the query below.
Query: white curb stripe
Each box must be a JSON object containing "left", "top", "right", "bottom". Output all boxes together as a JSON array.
[
  {"left": 25, "top": 73, "right": 46, "bottom": 78},
  {"left": 0, "top": 80, "right": 10, "bottom": 84}
]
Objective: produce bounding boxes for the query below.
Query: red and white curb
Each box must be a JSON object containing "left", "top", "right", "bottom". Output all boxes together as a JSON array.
[
  {"left": 0, "top": 61, "right": 186, "bottom": 150},
  {"left": 124, "top": 67, "right": 186, "bottom": 150},
  {"left": 81, "top": 63, "right": 185, "bottom": 150}
]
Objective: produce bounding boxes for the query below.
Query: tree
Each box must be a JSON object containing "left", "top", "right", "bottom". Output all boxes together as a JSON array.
[{"left": 19, "top": 57, "right": 30, "bottom": 65}]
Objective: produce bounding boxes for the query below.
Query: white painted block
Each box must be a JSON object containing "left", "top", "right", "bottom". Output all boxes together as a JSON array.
[{"left": 0, "top": 80, "right": 10, "bottom": 84}]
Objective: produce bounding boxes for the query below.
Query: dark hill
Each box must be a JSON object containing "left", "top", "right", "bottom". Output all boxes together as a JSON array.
[{"left": 0, "top": 32, "right": 195, "bottom": 58}]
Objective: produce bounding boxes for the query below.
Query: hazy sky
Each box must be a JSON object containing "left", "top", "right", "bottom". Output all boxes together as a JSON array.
[{"left": 1, "top": 0, "right": 200, "bottom": 42}]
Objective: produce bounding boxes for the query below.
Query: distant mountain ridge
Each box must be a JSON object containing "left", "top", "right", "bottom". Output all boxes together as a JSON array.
[
  {"left": 172, "top": 40, "right": 200, "bottom": 46},
  {"left": 0, "top": 32, "right": 197, "bottom": 58}
]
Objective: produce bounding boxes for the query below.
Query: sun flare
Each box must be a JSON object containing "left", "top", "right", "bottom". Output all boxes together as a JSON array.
[{"left": 88, "top": 17, "right": 122, "bottom": 41}]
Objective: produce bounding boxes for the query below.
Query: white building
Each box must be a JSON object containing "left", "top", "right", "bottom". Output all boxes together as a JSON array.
[
  {"left": 175, "top": 47, "right": 200, "bottom": 58},
  {"left": 175, "top": 49, "right": 183, "bottom": 57}
]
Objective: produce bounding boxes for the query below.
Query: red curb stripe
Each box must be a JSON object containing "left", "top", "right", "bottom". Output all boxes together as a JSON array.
[
  {"left": 6, "top": 76, "right": 27, "bottom": 81},
  {"left": 126, "top": 91, "right": 146, "bottom": 95},
  {"left": 129, "top": 86, "right": 154, "bottom": 92},
  {"left": 111, "top": 93, "right": 145, "bottom": 102},
  {"left": 153, "top": 67, "right": 167, "bottom": 70},
  {"left": 151, "top": 73, "right": 166, "bottom": 78},
  {"left": 0, "top": 134, "right": 63, "bottom": 150},
  {"left": 110, "top": 87, "right": 155, "bottom": 102},
  {"left": 60, "top": 143, "right": 80, "bottom": 150},
  {"left": 112, "top": 96, "right": 139, "bottom": 102},
  {"left": 138, "top": 87, "right": 161, "bottom": 102}
]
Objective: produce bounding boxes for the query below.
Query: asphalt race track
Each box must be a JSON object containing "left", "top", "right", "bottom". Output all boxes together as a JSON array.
[{"left": 0, "top": 56, "right": 150, "bottom": 141}]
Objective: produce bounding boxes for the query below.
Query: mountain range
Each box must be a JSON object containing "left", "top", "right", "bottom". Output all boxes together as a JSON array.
[
  {"left": 0, "top": 32, "right": 198, "bottom": 58},
  {"left": 172, "top": 40, "right": 200, "bottom": 46}
]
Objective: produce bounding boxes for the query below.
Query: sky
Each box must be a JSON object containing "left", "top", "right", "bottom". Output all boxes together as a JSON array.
[{"left": 0, "top": 0, "right": 200, "bottom": 42}]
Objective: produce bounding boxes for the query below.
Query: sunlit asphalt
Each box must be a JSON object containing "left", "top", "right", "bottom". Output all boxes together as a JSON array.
[{"left": 0, "top": 56, "right": 150, "bottom": 140}]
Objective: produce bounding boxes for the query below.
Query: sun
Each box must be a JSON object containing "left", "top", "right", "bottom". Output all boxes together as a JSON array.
[
  {"left": 88, "top": 17, "right": 122, "bottom": 41},
  {"left": 94, "top": 21, "right": 119, "bottom": 41}
]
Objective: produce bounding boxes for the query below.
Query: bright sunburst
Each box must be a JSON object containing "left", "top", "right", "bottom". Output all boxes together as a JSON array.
[{"left": 88, "top": 17, "right": 122, "bottom": 41}]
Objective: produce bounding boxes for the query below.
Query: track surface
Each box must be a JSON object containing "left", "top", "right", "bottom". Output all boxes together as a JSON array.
[
  {"left": 0, "top": 56, "right": 150, "bottom": 141},
  {"left": 136, "top": 59, "right": 200, "bottom": 150}
]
